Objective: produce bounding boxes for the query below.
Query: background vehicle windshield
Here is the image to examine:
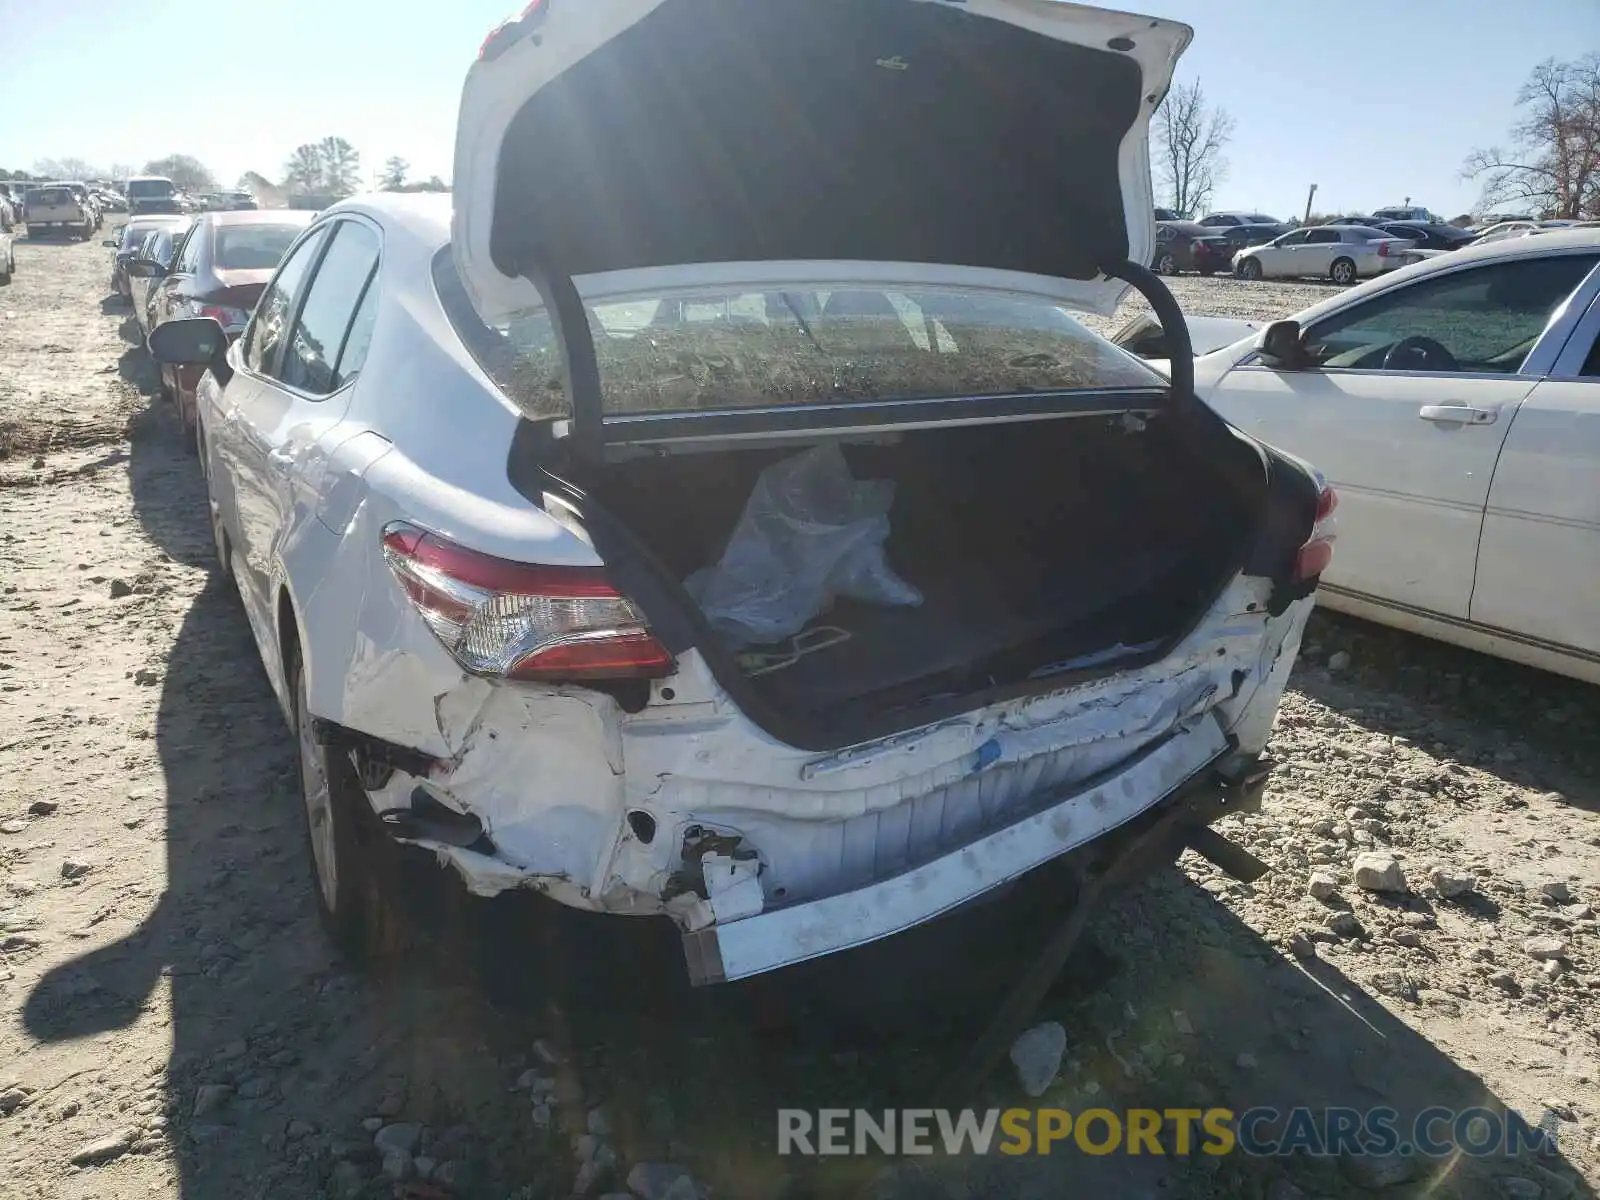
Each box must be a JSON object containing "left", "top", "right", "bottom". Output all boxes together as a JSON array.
[
  {"left": 435, "top": 253, "right": 1161, "bottom": 420},
  {"left": 214, "top": 225, "right": 303, "bottom": 270}
]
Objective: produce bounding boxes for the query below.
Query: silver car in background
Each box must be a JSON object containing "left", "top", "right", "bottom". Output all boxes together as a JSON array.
[{"left": 1235, "top": 225, "right": 1418, "bottom": 284}]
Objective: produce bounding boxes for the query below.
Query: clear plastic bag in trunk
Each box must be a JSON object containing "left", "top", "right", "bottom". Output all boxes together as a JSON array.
[{"left": 685, "top": 444, "right": 923, "bottom": 649}]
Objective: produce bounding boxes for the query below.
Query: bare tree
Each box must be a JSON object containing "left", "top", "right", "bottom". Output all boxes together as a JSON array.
[
  {"left": 1153, "top": 80, "right": 1235, "bottom": 219},
  {"left": 1463, "top": 54, "right": 1600, "bottom": 219},
  {"left": 380, "top": 156, "right": 410, "bottom": 191},
  {"left": 144, "top": 155, "right": 216, "bottom": 192},
  {"left": 33, "top": 157, "right": 103, "bottom": 182},
  {"left": 319, "top": 137, "right": 361, "bottom": 198},
  {"left": 108, "top": 163, "right": 138, "bottom": 184},
  {"left": 283, "top": 144, "right": 325, "bottom": 195}
]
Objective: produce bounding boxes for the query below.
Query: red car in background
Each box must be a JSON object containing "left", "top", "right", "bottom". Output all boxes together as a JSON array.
[{"left": 135, "top": 210, "right": 314, "bottom": 445}]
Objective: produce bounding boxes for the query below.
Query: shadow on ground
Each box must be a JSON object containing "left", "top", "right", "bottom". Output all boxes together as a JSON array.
[{"left": 21, "top": 406, "right": 1595, "bottom": 1199}]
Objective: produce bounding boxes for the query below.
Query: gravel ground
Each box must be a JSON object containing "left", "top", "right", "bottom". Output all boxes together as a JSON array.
[{"left": 2, "top": 235, "right": 1598, "bottom": 1200}]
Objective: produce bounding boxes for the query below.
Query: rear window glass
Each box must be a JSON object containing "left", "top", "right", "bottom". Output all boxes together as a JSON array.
[
  {"left": 128, "top": 179, "right": 174, "bottom": 199},
  {"left": 31, "top": 189, "right": 71, "bottom": 206},
  {"left": 215, "top": 225, "right": 303, "bottom": 271},
  {"left": 434, "top": 252, "right": 1161, "bottom": 420}
]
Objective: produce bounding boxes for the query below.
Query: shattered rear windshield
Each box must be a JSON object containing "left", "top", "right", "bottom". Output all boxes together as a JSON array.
[{"left": 433, "top": 250, "right": 1161, "bottom": 421}]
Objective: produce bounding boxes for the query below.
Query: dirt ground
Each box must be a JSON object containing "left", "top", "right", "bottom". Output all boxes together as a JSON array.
[{"left": 2, "top": 231, "right": 1599, "bottom": 1200}]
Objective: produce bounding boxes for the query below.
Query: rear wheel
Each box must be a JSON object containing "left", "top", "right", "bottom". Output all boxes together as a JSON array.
[
  {"left": 1155, "top": 252, "right": 1179, "bottom": 276},
  {"left": 0, "top": 250, "right": 11, "bottom": 286},
  {"left": 1330, "top": 257, "right": 1357, "bottom": 285},
  {"left": 291, "top": 654, "right": 408, "bottom": 964},
  {"left": 1237, "top": 257, "right": 1263, "bottom": 281}
]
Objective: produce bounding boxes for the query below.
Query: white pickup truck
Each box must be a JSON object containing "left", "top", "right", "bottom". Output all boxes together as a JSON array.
[{"left": 24, "top": 183, "right": 97, "bottom": 238}]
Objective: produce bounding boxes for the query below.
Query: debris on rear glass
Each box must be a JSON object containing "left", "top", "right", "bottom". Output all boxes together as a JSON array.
[{"left": 684, "top": 444, "right": 922, "bottom": 649}]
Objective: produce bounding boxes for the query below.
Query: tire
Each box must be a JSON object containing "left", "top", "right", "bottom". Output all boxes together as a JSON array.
[
  {"left": 1155, "top": 252, "right": 1179, "bottom": 276},
  {"left": 157, "top": 366, "right": 174, "bottom": 404},
  {"left": 0, "top": 252, "right": 11, "bottom": 286},
  {"left": 291, "top": 654, "right": 407, "bottom": 965},
  {"left": 1330, "top": 257, "right": 1357, "bottom": 285},
  {"left": 1237, "top": 257, "right": 1263, "bottom": 281}
]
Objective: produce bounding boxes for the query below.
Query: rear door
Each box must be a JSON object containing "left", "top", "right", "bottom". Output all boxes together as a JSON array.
[
  {"left": 1205, "top": 251, "right": 1600, "bottom": 618},
  {"left": 231, "top": 217, "right": 381, "bottom": 609},
  {"left": 1257, "top": 230, "right": 1308, "bottom": 277},
  {"left": 1470, "top": 274, "right": 1600, "bottom": 656},
  {"left": 215, "top": 224, "right": 331, "bottom": 612},
  {"left": 153, "top": 220, "right": 204, "bottom": 332},
  {"left": 1299, "top": 229, "right": 1341, "bottom": 277}
]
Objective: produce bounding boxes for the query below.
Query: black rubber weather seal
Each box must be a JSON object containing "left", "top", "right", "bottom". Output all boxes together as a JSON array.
[
  {"left": 1105, "top": 258, "right": 1196, "bottom": 409},
  {"left": 514, "top": 257, "right": 605, "bottom": 462}
]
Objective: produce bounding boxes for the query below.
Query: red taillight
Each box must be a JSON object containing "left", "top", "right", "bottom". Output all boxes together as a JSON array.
[
  {"left": 1378, "top": 241, "right": 1391, "bottom": 258},
  {"left": 1293, "top": 478, "right": 1339, "bottom": 583},
  {"left": 1316, "top": 484, "right": 1338, "bottom": 522},
  {"left": 381, "top": 523, "right": 674, "bottom": 682},
  {"left": 198, "top": 304, "right": 248, "bottom": 329}
]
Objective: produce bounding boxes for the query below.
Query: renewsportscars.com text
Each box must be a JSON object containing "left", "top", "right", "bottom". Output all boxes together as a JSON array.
[{"left": 777, "top": 1106, "right": 1558, "bottom": 1158}]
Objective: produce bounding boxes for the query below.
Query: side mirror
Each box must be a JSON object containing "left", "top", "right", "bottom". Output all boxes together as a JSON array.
[
  {"left": 1257, "top": 320, "right": 1306, "bottom": 369},
  {"left": 148, "top": 317, "right": 228, "bottom": 367},
  {"left": 126, "top": 258, "right": 167, "bottom": 278}
]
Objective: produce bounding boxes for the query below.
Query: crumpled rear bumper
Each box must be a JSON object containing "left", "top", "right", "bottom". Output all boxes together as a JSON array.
[{"left": 682, "top": 709, "right": 1234, "bottom": 985}]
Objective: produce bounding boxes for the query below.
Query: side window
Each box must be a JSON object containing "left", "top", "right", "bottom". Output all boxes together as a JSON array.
[
  {"left": 1277, "top": 231, "right": 1309, "bottom": 247},
  {"left": 1306, "top": 230, "right": 1340, "bottom": 244},
  {"left": 174, "top": 225, "right": 203, "bottom": 274},
  {"left": 277, "top": 221, "right": 381, "bottom": 396},
  {"left": 334, "top": 277, "right": 380, "bottom": 385},
  {"left": 1304, "top": 255, "right": 1600, "bottom": 374},
  {"left": 243, "top": 227, "right": 329, "bottom": 375}
]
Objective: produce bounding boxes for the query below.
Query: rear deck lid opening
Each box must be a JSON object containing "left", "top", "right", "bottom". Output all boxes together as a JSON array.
[{"left": 453, "top": 0, "right": 1193, "bottom": 326}]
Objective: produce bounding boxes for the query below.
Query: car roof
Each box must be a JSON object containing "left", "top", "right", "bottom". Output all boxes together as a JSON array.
[
  {"left": 322, "top": 192, "right": 453, "bottom": 247},
  {"left": 199, "top": 209, "right": 314, "bottom": 228}
]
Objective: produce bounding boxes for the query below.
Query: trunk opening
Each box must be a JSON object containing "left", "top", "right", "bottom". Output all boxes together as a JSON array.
[{"left": 564, "top": 411, "right": 1269, "bottom": 742}]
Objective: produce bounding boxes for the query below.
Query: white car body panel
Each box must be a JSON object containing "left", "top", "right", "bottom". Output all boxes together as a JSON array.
[
  {"left": 451, "top": 0, "right": 1191, "bottom": 321},
  {"left": 190, "top": 193, "right": 1316, "bottom": 981},
  {"left": 182, "top": 1, "right": 1332, "bottom": 984},
  {"left": 1197, "top": 229, "right": 1600, "bottom": 684}
]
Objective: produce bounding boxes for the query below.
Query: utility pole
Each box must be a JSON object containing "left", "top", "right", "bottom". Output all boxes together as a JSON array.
[{"left": 1303, "top": 183, "right": 1318, "bottom": 225}]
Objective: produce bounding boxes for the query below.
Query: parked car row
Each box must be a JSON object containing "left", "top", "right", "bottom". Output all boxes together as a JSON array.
[
  {"left": 111, "top": 210, "right": 314, "bottom": 443},
  {"left": 135, "top": 0, "right": 1335, "bottom": 986}
]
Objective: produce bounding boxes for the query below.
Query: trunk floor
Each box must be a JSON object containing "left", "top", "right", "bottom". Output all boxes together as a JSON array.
[{"left": 747, "top": 541, "right": 1188, "bottom": 719}]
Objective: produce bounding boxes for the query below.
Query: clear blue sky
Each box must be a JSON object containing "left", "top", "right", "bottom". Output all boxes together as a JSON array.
[{"left": 2, "top": 0, "right": 1596, "bottom": 218}]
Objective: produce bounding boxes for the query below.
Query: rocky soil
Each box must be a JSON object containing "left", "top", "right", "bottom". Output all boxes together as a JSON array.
[{"left": 2, "top": 233, "right": 1598, "bottom": 1200}]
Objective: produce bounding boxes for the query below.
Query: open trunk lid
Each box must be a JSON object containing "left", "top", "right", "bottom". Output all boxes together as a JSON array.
[
  {"left": 454, "top": 0, "right": 1190, "bottom": 322},
  {"left": 450, "top": 0, "right": 1192, "bottom": 458}
]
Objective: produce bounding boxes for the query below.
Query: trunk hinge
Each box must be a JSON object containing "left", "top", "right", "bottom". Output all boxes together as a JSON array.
[{"left": 1104, "top": 258, "right": 1197, "bottom": 414}]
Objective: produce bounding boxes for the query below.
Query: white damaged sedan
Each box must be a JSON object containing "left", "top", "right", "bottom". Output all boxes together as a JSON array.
[{"left": 148, "top": 0, "right": 1332, "bottom": 986}]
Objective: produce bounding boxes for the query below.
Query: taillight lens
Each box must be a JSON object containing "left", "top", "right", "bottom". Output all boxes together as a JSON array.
[
  {"left": 1293, "top": 476, "right": 1339, "bottom": 583},
  {"left": 198, "top": 304, "right": 249, "bottom": 330},
  {"left": 381, "top": 522, "right": 674, "bottom": 682},
  {"left": 1378, "top": 241, "right": 1391, "bottom": 258}
]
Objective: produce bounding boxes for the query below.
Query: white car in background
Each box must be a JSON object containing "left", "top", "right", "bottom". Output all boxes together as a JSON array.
[
  {"left": 145, "top": 0, "right": 1331, "bottom": 987},
  {"left": 1197, "top": 229, "right": 1600, "bottom": 684},
  {"left": 1234, "top": 225, "right": 1418, "bottom": 284},
  {"left": 1113, "top": 313, "right": 1260, "bottom": 376}
]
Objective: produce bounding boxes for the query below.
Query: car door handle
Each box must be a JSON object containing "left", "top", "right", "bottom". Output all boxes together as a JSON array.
[{"left": 1418, "top": 404, "right": 1498, "bottom": 426}]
